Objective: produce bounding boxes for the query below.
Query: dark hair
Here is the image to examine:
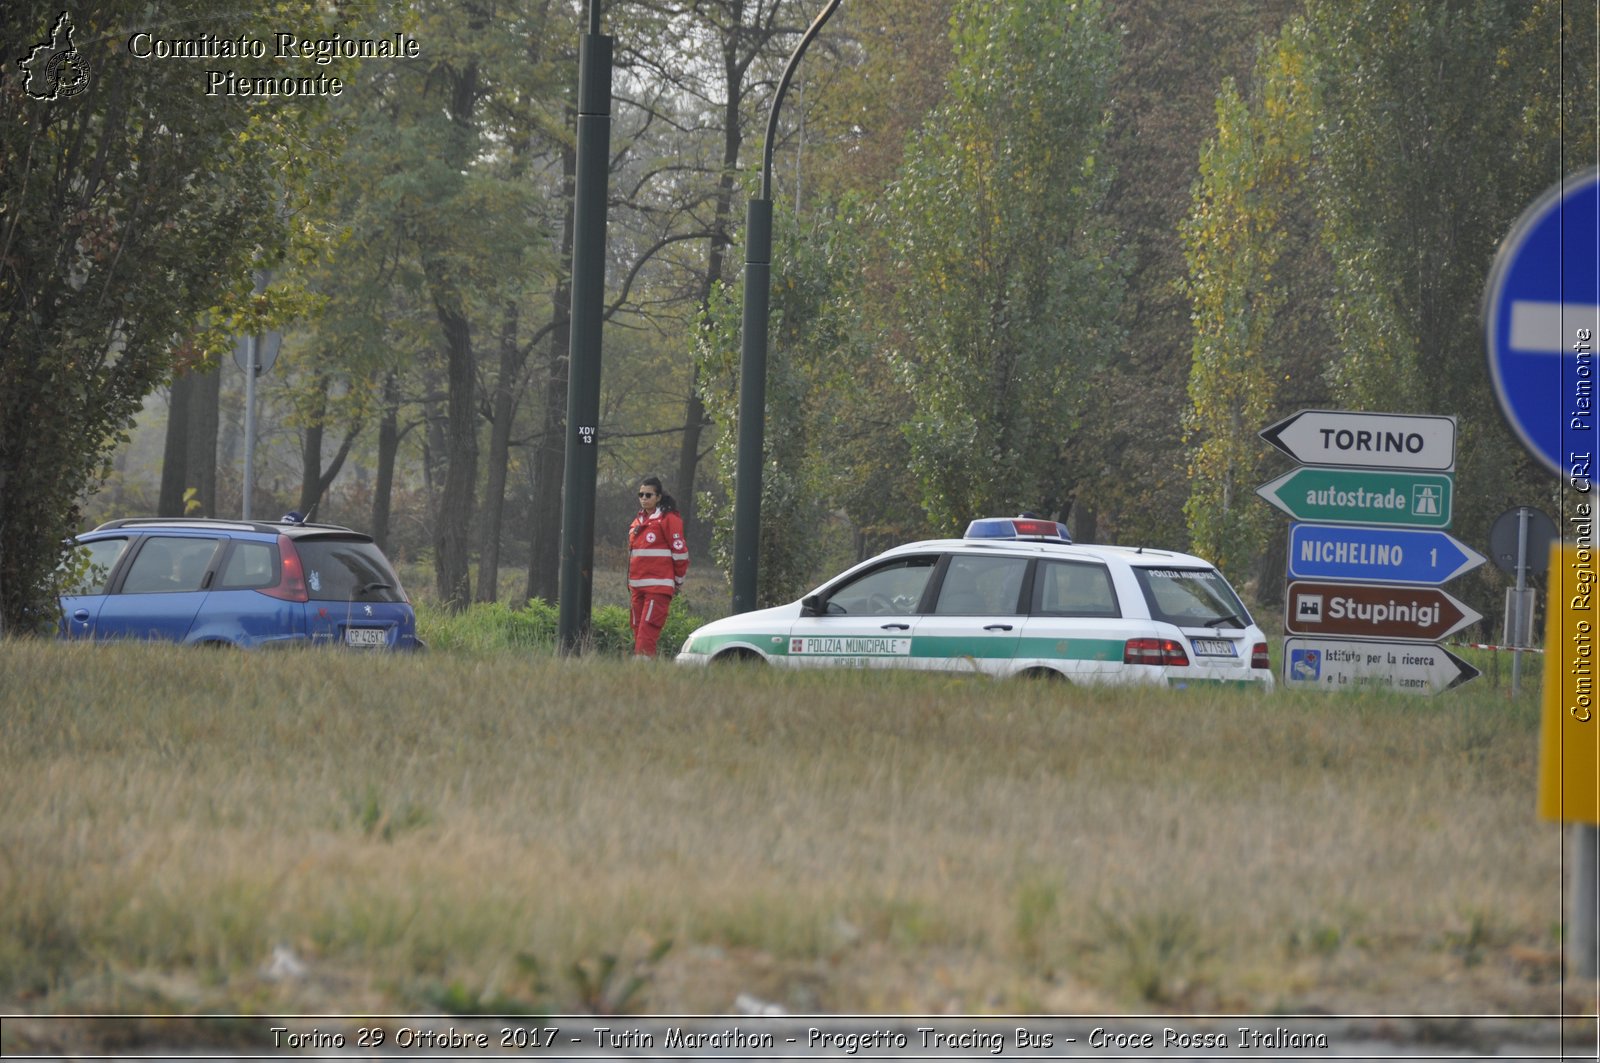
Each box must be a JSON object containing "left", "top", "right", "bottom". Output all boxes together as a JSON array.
[{"left": 638, "top": 475, "right": 678, "bottom": 513}]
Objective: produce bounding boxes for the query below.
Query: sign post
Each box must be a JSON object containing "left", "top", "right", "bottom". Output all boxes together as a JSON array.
[
  {"left": 1486, "top": 172, "right": 1600, "bottom": 977},
  {"left": 1258, "top": 409, "right": 1473, "bottom": 696}
]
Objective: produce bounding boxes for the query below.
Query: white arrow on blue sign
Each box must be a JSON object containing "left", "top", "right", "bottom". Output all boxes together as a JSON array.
[
  {"left": 1287, "top": 523, "right": 1487, "bottom": 585},
  {"left": 1483, "top": 168, "right": 1600, "bottom": 480}
]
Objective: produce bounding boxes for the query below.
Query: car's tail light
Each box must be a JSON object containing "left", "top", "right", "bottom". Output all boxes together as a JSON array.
[
  {"left": 258, "top": 535, "right": 309, "bottom": 602},
  {"left": 1124, "top": 637, "right": 1189, "bottom": 667},
  {"left": 1251, "top": 642, "right": 1271, "bottom": 669}
]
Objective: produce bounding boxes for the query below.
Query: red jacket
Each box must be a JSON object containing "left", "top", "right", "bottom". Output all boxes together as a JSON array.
[{"left": 628, "top": 508, "right": 688, "bottom": 594}]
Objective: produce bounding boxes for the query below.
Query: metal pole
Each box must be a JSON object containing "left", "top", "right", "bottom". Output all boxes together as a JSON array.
[
  {"left": 556, "top": 1, "right": 612, "bottom": 654},
  {"left": 242, "top": 333, "right": 256, "bottom": 521},
  {"left": 1574, "top": 824, "right": 1599, "bottom": 979},
  {"left": 731, "top": 199, "right": 771, "bottom": 615},
  {"left": 1512, "top": 506, "right": 1530, "bottom": 695},
  {"left": 730, "top": 0, "right": 843, "bottom": 614}
]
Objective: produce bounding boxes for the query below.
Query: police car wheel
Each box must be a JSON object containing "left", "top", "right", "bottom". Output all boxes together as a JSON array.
[{"left": 712, "top": 648, "right": 765, "bottom": 666}]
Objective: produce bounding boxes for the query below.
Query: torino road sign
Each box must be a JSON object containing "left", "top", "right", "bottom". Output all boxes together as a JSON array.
[{"left": 1260, "top": 409, "right": 1456, "bottom": 472}]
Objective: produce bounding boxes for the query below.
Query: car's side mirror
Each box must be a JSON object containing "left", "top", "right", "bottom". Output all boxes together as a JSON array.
[{"left": 800, "top": 594, "right": 823, "bottom": 617}]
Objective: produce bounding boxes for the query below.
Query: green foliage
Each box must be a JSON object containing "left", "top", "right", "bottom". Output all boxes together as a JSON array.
[
  {"left": 415, "top": 599, "right": 704, "bottom": 659},
  {"left": 1085, "top": 906, "right": 1215, "bottom": 1006},
  {"left": 883, "top": 0, "right": 1123, "bottom": 532},
  {"left": 1182, "top": 26, "right": 1317, "bottom": 576},
  {"left": 0, "top": 0, "right": 335, "bottom": 632},
  {"left": 1303, "top": 0, "right": 1587, "bottom": 561},
  {"left": 695, "top": 201, "right": 885, "bottom": 606},
  {"left": 567, "top": 938, "right": 673, "bottom": 1016}
]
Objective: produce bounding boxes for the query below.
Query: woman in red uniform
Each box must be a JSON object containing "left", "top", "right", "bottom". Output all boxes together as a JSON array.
[{"left": 627, "top": 475, "right": 689, "bottom": 658}]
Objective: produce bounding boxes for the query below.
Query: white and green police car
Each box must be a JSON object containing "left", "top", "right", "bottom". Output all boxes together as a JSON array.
[{"left": 677, "top": 517, "right": 1274, "bottom": 687}]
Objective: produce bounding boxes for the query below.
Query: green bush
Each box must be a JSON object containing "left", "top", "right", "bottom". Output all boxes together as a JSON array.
[{"left": 416, "top": 598, "right": 704, "bottom": 658}]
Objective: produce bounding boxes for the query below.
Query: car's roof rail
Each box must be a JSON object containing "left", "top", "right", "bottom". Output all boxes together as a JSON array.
[{"left": 90, "top": 516, "right": 358, "bottom": 536}]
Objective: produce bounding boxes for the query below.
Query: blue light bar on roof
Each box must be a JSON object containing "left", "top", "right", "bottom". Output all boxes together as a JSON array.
[{"left": 963, "top": 517, "right": 1072, "bottom": 543}]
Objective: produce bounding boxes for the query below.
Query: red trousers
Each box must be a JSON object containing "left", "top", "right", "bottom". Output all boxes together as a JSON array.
[{"left": 630, "top": 589, "right": 674, "bottom": 657}]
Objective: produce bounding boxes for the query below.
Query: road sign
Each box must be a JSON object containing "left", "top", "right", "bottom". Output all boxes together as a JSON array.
[
  {"left": 1284, "top": 580, "right": 1482, "bottom": 642},
  {"left": 1287, "top": 523, "right": 1486, "bottom": 585},
  {"left": 232, "top": 331, "right": 282, "bottom": 376},
  {"left": 1483, "top": 168, "right": 1600, "bottom": 480},
  {"left": 1260, "top": 409, "right": 1457, "bottom": 471},
  {"left": 1283, "top": 637, "right": 1480, "bottom": 695},
  {"left": 1540, "top": 543, "right": 1599, "bottom": 823},
  {"left": 1256, "top": 467, "right": 1453, "bottom": 528},
  {"left": 1488, "top": 506, "right": 1560, "bottom": 577}
]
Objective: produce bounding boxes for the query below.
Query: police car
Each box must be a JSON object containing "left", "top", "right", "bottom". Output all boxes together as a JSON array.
[{"left": 676, "top": 517, "right": 1273, "bottom": 687}]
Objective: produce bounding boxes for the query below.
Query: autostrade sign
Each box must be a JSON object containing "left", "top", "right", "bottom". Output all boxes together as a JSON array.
[{"left": 1255, "top": 467, "right": 1453, "bottom": 528}]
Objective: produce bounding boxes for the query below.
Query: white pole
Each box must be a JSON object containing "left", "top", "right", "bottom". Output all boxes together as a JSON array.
[{"left": 1574, "top": 824, "right": 1598, "bottom": 979}]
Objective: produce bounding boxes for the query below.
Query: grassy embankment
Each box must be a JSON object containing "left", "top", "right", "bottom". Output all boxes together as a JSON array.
[{"left": 0, "top": 636, "right": 1583, "bottom": 1035}]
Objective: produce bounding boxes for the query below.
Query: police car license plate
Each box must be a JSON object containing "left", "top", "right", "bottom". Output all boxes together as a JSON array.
[
  {"left": 1191, "top": 638, "right": 1236, "bottom": 657},
  {"left": 346, "top": 628, "right": 386, "bottom": 648}
]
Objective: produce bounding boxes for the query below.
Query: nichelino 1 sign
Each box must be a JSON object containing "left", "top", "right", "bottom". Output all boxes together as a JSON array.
[{"left": 1287, "top": 523, "right": 1486, "bottom": 586}]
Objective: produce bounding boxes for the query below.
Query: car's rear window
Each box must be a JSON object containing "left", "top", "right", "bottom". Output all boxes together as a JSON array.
[
  {"left": 1132, "top": 566, "right": 1251, "bottom": 628},
  {"left": 294, "top": 538, "right": 406, "bottom": 602}
]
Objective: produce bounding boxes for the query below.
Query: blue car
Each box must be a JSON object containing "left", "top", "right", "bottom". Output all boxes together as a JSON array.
[{"left": 58, "top": 516, "right": 423, "bottom": 650}]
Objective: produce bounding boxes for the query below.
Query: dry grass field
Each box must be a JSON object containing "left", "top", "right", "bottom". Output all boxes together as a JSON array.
[{"left": 0, "top": 638, "right": 1589, "bottom": 1045}]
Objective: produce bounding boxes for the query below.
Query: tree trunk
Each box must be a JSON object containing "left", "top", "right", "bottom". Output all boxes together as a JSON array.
[
  {"left": 372, "top": 374, "right": 399, "bottom": 550},
  {"left": 525, "top": 142, "right": 576, "bottom": 606},
  {"left": 158, "top": 375, "right": 193, "bottom": 517},
  {"left": 678, "top": 78, "right": 745, "bottom": 537},
  {"left": 298, "top": 374, "right": 328, "bottom": 517},
  {"left": 476, "top": 304, "right": 523, "bottom": 603},
  {"left": 424, "top": 55, "right": 483, "bottom": 612},
  {"left": 430, "top": 299, "right": 478, "bottom": 611},
  {"left": 185, "top": 365, "right": 220, "bottom": 516}
]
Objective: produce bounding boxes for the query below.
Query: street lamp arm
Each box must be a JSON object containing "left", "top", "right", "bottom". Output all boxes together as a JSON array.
[{"left": 760, "top": 0, "right": 844, "bottom": 201}]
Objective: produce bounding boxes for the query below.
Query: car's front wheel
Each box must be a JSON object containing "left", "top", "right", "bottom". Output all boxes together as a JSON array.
[{"left": 711, "top": 648, "right": 766, "bottom": 666}]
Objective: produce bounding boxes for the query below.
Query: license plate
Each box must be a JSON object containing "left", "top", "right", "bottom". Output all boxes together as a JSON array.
[
  {"left": 1191, "top": 638, "right": 1237, "bottom": 657},
  {"left": 345, "top": 627, "right": 387, "bottom": 648}
]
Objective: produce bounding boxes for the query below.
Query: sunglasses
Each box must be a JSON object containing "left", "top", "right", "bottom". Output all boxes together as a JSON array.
[{"left": 638, "top": 491, "right": 657, "bottom": 498}]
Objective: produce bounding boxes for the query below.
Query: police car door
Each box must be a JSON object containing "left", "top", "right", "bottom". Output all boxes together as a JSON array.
[
  {"left": 785, "top": 555, "right": 937, "bottom": 669},
  {"left": 1015, "top": 559, "right": 1134, "bottom": 681},
  {"left": 914, "top": 553, "right": 1030, "bottom": 675}
]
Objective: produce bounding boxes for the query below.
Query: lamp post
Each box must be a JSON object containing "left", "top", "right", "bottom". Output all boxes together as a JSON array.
[
  {"left": 731, "top": 0, "right": 843, "bottom": 615},
  {"left": 556, "top": 0, "right": 613, "bottom": 653}
]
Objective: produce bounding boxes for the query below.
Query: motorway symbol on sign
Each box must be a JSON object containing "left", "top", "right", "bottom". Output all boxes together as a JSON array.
[
  {"left": 1483, "top": 168, "right": 1600, "bottom": 479},
  {"left": 1287, "top": 523, "right": 1486, "bottom": 585},
  {"left": 1284, "top": 580, "right": 1482, "bottom": 642},
  {"left": 1255, "top": 468, "right": 1453, "bottom": 528},
  {"left": 1283, "top": 637, "right": 1480, "bottom": 695},
  {"left": 1260, "top": 409, "right": 1457, "bottom": 471}
]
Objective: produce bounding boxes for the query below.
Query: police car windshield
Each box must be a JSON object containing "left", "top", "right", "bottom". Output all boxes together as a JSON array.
[{"left": 1132, "top": 567, "right": 1250, "bottom": 629}]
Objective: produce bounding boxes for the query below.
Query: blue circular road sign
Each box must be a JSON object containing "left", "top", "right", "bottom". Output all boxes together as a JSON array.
[{"left": 1483, "top": 169, "right": 1600, "bottom": 480}]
